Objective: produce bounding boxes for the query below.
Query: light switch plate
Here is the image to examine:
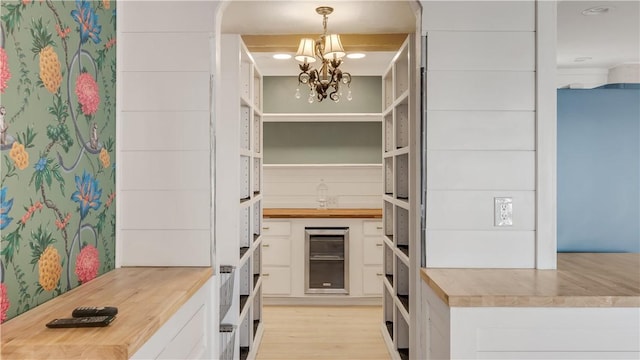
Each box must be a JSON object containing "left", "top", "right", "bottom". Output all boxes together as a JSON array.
[{"left": 494, "top": 197, "right": 513, "bottom": 227}]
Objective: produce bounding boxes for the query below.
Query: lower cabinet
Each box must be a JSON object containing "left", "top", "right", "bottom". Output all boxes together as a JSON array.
[
  {"left": 362, "top": 266, "right": 384, "bottom": 295},
  {"left": 131, "top": 278, "right": 213, "bottom": 359},
  {"left": 262, "top": 266, "right": 292, "bottom": 295},
  {"left": 262, "top": 218, "right": 383, "bottom": 299}
]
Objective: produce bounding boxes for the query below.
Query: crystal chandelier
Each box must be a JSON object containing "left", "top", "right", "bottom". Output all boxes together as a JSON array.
[{"left": 295, "top": 6, "right": 352, "bottom": 103}]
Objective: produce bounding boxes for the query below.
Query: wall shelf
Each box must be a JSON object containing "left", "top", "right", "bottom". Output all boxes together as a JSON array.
[{"left": 218, "top": 34, "right": 264, "bottom": 360}]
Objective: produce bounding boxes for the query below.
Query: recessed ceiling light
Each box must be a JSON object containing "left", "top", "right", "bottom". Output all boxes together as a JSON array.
[
  {"left": 581, "top": 6, "right": 612, "bottom": 16},
  {"left": 272, "top": 54, "right": 292, "bottom": 60},
  {"left": 346, "top": 53, "right": 366, "bottom": 59},
  {"left": 574, "top": 57, "right": 592, "bottom": 62}
]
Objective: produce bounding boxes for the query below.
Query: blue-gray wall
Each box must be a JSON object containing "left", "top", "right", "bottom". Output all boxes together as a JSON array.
[
  {"left": 263, "top": 76, "right": 383, "bottom": 164},
  {"left": 557, "top": 87, "right": 640, "bottom": 252},
  {"left": 264, "top": 122, "right": 382, "bottom": 164}
]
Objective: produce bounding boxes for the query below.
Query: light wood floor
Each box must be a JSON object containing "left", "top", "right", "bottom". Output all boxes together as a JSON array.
[{"left": 255, "top": 306, "right": 391, "bottom": 360}]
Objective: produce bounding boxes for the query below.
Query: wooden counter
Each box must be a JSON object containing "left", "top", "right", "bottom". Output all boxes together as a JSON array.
[
  {"left": 1, "top": 267, "right": 213, "bottom": 359},
  {"left": 263, "top": 208, "right": 382, "bottom": 219},
  {"left": 421, "top": 253, "right": 640, "bottom": 307}
]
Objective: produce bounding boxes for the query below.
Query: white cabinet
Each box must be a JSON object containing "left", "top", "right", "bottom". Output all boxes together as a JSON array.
[
  {"left": 362, "top": 266, "right": 384, "bottom": 295},
  {"left": 262, "top": 237, "right": 291, "bottom": 267},
  {"left": 131, "top": 278, "right": 212, "bottom": 360},
  {"left": 262, "top": 267, "right": 292, "bottom": 295},
  {"left": 362, "top": 221, "right": 384, "bottom": 295},
  {"left": 261, "top": 220, "right": 292, "bottom": 295},
  {"left": 363, "top": 221, "right": 384, "bottom": 265},
  {"left": 261, "top": 217, "right": 383, "bottom": 300}
]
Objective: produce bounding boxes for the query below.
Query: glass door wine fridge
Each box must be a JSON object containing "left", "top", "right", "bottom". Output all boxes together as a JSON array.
[{"left": 304, "top": 227, "right": 349, "bottom": 294}]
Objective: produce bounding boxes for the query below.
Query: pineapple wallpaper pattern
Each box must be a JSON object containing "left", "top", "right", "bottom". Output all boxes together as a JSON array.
[{"left": 0, "top": 0, "right": 116, "bottom": 322}]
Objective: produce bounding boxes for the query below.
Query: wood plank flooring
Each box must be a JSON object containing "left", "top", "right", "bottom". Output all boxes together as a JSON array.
[{"left": 255, "top": 306, "right": 391, "bottom": 360}]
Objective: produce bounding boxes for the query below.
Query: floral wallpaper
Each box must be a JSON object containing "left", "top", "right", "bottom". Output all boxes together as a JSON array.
[{"left": 0, "top": 0, "right": 116, "bottom": 323}]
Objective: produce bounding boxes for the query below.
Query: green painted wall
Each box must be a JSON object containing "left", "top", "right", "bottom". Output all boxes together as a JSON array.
[
  {"left": 263, "top": 76, "right": 383, "bottom": 164},
  {"left": 264, "top": 76, "right": 382, "bottom": 113},
  {"left": 1, "top": 0, "right": 116, "bottom": 322},
  {"left": 264, "top": 122, "right": 382, "bottom": 164}
]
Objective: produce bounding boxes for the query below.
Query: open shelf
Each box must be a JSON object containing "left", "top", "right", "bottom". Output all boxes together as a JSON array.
[
  {"left": 384, "top": 112, "right": 393, "bottom": 152},
  {"left": 395, "top": 100, "right": 409, "bottom": 149},
  {"left": 396, "top": 260, "right": 409, "bottom": 314},
  {"left": 219, "top": 324, "right": 236, "bottom": 360},
  {"left": 379, "top": 34, "right": 415, "bottom": 360},
  {"left": 395, "top": 154, "right": 409, "bottom": 200},
  {"left": 239, "top": 295, "right": 249, "bottom": 315},
  {"left": 384, "top": 157, "right": 394, "bottom": 195},
  {"left": 384, "top": 242, "right": 394, "bottom": 287},
  {"left": 384, "top": 286, "right": 394, "bottom": 339}
]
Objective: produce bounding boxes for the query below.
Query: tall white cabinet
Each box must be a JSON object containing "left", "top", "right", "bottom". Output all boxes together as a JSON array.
[
  {"left": 217, "top": 34, "right": 264, "bottom": 360},
  {"left": 380, "top": 35, "right": 419, "bottom": 360}
]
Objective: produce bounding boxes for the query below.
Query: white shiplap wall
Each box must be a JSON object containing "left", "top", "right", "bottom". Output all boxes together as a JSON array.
[
  {"left": 117, "top": 1, "right": 217, "bottom": 266},
  {"left": 263, "top": 165, "right": 383, "bottom": 209},
  {"left": 423, "top": 1, "right": 537, "bottom": 268}
]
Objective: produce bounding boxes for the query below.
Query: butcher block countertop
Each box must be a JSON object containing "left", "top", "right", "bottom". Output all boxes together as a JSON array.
[
  {"left": 421, "top": 253, "right": 640, "bottom": 308},
  {"left": 1, "top": 267, "right": 213, "bottom": 359},
  {"left": 263, "top": 208, "right": 382, "bottom": 218}
]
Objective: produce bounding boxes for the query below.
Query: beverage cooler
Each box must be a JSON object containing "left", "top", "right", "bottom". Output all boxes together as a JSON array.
[{"left": 304, "top": 227, "right": 349, "bottom": 294}]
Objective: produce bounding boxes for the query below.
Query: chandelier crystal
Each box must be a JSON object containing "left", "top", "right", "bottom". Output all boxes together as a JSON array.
[{"left": 295, "top": 6, "right": 352, "bottom": 103}]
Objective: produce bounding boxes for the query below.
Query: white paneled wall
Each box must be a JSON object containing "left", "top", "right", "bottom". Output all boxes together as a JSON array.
[
  {"left": 423, "top": 1, "right": 537, "bottom": 268},
  {"left": 117, "top": 1, "right": 217, "bottom": 266},
  {"left": 263, "top": 165, "right": 383, "bottom": 209}
]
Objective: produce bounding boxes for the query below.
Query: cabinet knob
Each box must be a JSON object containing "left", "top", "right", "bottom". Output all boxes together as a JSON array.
[
  {"left": 376, "top": 243, "right": 383, "bottom": 247},
  {"left": 376, "top": 273, "right": 383, "bottom": 276},
  {"left": 262, "top": 244, "right": 270, "bottom": 247},
  {"left": 376, "top": 226, "right": 383, "bottom": 229},
  {"left": 262, "top": 226, "right": 270, "bottom": 230},
  {"left": 263, "top": 273, "right": 270, "bottom": 276}
]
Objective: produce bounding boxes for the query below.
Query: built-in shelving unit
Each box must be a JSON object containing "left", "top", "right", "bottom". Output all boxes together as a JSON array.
[
  {"left": 381, "top": 35, "right": 416, "bottom": 360},
  {"left": 218, "top": 34, "right": 264, "bottom": 360}
]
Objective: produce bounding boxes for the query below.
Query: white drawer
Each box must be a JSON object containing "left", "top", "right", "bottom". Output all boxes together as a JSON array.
[
  {"left": 262, "top": 237, "right": 291, "bottom": 266},
  {"left": 262, "top": 266, "right": 291, "bottom": 295},
  {"left": 261, "top": 221, "right": 291, "bottom": 236},
  {"left": 362, "top": 266, "right": 384, "bottom": 295},
  {"left": 363, "top": 221, "right": 384, "bottom": 236},
  {"left": 363, "top": 235, "right": 384, "bottom": 265}
]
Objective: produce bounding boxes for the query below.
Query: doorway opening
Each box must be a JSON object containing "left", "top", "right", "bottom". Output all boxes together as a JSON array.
[{"left": 215, "top": 1, "right": 422, "bottom": 359}]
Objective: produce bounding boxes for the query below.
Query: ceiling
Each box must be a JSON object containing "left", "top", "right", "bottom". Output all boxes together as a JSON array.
[
  {"left": 221, "top": 0, "right": 639, "bottom": 77},
  {"left": 557, "top": 0, "right": 639, "bottom": 69}
]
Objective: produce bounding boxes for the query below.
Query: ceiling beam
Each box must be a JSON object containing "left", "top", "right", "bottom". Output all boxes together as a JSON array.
[{"left": 242, "top": 34, "right": 407, "bottom": 53}]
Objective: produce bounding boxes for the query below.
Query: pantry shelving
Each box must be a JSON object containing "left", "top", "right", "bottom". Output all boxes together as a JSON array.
[
  {"left": 217, "top": 34, "right": 264, "bottom": 360},
  {"left": 380, "top": 34, "right": 418, "bottom": 360}
]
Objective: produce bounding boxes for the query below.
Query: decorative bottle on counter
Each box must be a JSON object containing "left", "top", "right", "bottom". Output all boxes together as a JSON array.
[{"left": 316, "top": 179, "right": 329, "bottom": 210}]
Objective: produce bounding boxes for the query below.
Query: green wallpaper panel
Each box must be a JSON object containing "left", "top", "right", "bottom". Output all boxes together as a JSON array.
[
  {"left": 264, "top": 76, "right": 382, "bottom": 113},
  {"left": 264, "top": 122, "right": 382, "bottom": 164},
  {"left": 0, "top": 0, "right": 116, "bottom": 322}
]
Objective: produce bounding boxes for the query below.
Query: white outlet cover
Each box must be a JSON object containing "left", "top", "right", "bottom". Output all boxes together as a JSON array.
[{"left": 494, "top": 197, "right": 513, "bottom": 227}]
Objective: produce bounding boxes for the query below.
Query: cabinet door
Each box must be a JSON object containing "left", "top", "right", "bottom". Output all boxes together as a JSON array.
[
  {"left": 363, "top": 221, "right": 384, "bottom": 236},
  {"left": 362, "top": 266, "right": 384, "bottom": 295},
  {"left": 262, "top": 266, "right": 291, "bottom": 295},
  {"left": 262, "top": 237, "right": 291, "bottom": 266},
  {"left": 262, "top": 221, "right": 291, "bottom": 236},
  {"left": 363, "top": 236, "right": 384, "bottom": 265}
]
